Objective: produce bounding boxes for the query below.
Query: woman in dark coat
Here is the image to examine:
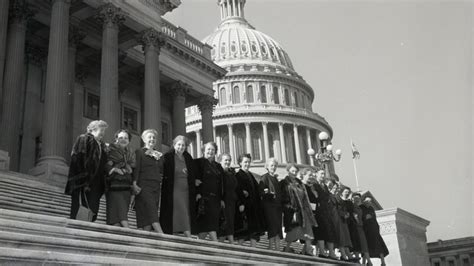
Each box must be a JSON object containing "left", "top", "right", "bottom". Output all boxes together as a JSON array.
[
  {"left": 281, "top": 164, "right": 317, "bottom": 255},
  {"left": 133, "top": 129, "right": 164, "bottom": 233},
  {"left": 328, "top": 180, "right": 352, "bottom": 261},
  {"left": 217, "top": 153, "right": 238, "bottom": 244},
  {"left": 352, "top": 193, "right": 370, "bottom": 265},
  {"left": 105, "top": 129, "right": 135, "bottom": 227},
  {"left": 234, "top": 153, "right": 265, "bottom": 248},
  {"left": 311, "top": 167, "right": 337, "bottom": 259},
  {"left": 336, "top": 185, "right": 353, "bottom": 261},
  {"left": 194, "top": 141, "right": 225, "bottom": 241},
  {"left": 65, "top": 120, "right": 108, "bottom": 222},
  {"left": 160, "top": 135, "right": 196, "bottom": 237},
  {"left": 258, "top": 157, "right": 283, "bottom": 251},
  {"left": 361, "top": 197, "right": 389, "bottom": 266}
]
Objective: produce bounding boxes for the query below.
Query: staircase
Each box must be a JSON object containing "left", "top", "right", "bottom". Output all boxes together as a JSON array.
[{"left": 0, "top": 170, "right": 352, "bottom": 265}]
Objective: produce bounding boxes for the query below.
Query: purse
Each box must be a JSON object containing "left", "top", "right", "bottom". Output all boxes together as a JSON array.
[{"left": 76, "top": 189, "right": 95, "bottom": 222}]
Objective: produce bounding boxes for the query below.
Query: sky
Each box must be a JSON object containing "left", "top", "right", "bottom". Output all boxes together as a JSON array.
[{"left": 164, "top": 0, "right": 473, "bottom": 242}]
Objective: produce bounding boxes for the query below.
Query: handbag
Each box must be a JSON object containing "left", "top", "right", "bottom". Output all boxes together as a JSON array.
[{"left": 76, "top": 189, "right": 95, "bottom": 222}]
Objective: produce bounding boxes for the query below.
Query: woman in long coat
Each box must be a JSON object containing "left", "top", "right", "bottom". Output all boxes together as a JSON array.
[
  {"left": 280, "top": 164, "right": 317, "bottom": 255},
  {"left": 65, "top": 120, "right": 108, "bottom": 222},
  {"left": 217, "top": 153, "right": 238, "bottom": 244},
  {"left": 311, "top": 167, "right": 337, "bottom": 259},
  {"left": 105, "top": 129, "right": 135, "bottom": 227},
  {"left": 133, "top": 129, "right": 164, "bottom": 233},
  {"left": 194, "top": 142, "right": 225, "bottom": 241},
  {"left": 328, "top": 180, "right": 352, "bottom": 260},
  {"left": 259, "top": 158, "right": 283, "bottom": 251},
  {"left": 361, "top": 197, "right": 389, "bottom": 266},
  {"left": 160, "top": 135, "right": 196, "bottom": 237},
  {"left": 352, "top": 193, "right": 370, "bottom": 265},
  {"left": 234, "top": 153, "right": 265, "bottom": 247}
]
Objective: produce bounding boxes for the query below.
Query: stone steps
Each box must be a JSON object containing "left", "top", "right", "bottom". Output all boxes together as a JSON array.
[
  {"left": 0, "top": 171, "right": 352, "bottom": 264},
  {"left": 0, "top": 208, "right": 342, "bottom": 265}
]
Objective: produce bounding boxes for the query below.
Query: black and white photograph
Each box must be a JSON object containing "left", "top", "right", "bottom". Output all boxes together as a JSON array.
[{"left": 0, "top": 0, "right": 472, "bottom": 265}]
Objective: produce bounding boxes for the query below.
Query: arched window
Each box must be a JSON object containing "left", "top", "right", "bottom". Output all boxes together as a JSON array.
[
  {"left": 293, "top": 91, "right": 299, "bottom": 107},
  {"left": 219, "top": 87, "right": 226, "bottom": 105},
  {"left": 260, "top": 85, "right": 267, "bottom": 103},
  {"left": 233, "top": 86, "right": 240, "bottom": 104},
  {"left": 246, "top": 85, "right": 254, "bottom": 103},
  {"left": 284, "top": 89, "right": 290, "bottom": 106},
  {"left": 273, "top": 87, "right": 280, "bottom": 104}
]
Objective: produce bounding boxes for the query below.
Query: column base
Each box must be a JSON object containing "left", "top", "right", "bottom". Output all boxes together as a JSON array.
[
  {"left": 28, "top": 156, "right": 69, "bottom": 189},
  {"left": 0, "top": 150, "right": 10, "bottom": 170}
]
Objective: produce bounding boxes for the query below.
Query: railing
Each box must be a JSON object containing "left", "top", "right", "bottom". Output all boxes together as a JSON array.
[{"left": 161, "top": 18, "right": 210, "bottom": 58}]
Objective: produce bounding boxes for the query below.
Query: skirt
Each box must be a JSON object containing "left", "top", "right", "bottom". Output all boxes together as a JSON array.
[
  {"left": 357, "top": 226, "right": 369, "bottom": 253},
  {"left": 263, "top": 202, "right": 282, "bottom": 238},
  {"left": 106, "top": 190, "right": 131, "bottom": 225},
  {"left": 196, "top": 195, "right": 220, "bottom": 233},
  {"left": 218, "top": 199, "right": 236, "bottom": 236},
  {"left": 135, "top": 180, "right": 161, "bottom": 229},
  {"left": 172, "top": 175, "right": 191, "bottom": 233},
  {"left": 313, "top": 207, "right": 337, "bottom": 243}
]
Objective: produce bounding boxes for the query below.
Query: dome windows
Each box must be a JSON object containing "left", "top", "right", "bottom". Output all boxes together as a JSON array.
[
  {"left": 251, "top": 42, "right": 258, "bottom": 53},
  {"left": 230, "top": 41, "right": 237, "bottom": 53},
  {"left": 260, "top": 85, "right": 267, "bottom": 103},
  {"left": 260, "top": 44, "right": 267, "bottom": 55},
  {"left": 233, "top": 86, "right": 241, "bottom": 104},
  {"left": 284, "top": 89, "right": 290, "bottom": 106},
  {"left": 241, "top": 41, "right": 248, "bottom": 53},
  {"left": 220, "top": 42, "right": 226, "bottom": 54},
  {"left": 273, "top": 86, "right": 280, "bottom": 104},
  {"left": 219, "top": 87, "right": 227, "bottom": 105},
  {"left": 246, "top": 85, "right": 254, "bottom": 103}
]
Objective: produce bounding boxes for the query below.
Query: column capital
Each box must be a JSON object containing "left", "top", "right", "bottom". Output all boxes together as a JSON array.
[
  {"left": 167, "top": 80, "right": 190, "bottom": 98},
  {"left": 25, "top": 44, "right": 47, "bottom": 66},
  {"left": 197, "top": 96, "right": 218, "bottom": 113},
  {"left": 227, "top": 123, "right": 233, "bottom": 128},
  {"left": 244, "top": 122, "right": 251, "bottom": 127},
  {"left": 95, "top": 3, "right": 126, "bottom": 27},
  {"left": 278, "top": 122, "right": 285, "bottom": 127},
  {"left": 262, "top": 121, "right": 268, "bottom": 126},
  {"left": 68, "top": 25, "right": 86, "bottom": 47},
  {"left": 9, "top": 1, "right": 34, "bottom": 24},
  {"left": 137, "top": 28, "right": 166, "bottom": 51}
]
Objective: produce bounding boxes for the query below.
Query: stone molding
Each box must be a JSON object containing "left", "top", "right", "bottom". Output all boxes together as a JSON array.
[
  {"left": 197, "top": 96, "right": 218, "bottom": 113},
  {"left": 9, "top": 0, "right": 35, "bottom": 24},
  {"left": 167, "top": 80, "right": 190, "bottom": 98},
  {"left": 68, "top": 25, "right": 86, "bottom": 47},
  {"left": 137, "top": 28, "right": 166, "bottom": 52},
  {"left": 95, "top": 3, "right": 126, "bottom": 27}
]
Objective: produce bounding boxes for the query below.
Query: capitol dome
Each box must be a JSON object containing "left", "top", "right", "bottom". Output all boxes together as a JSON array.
[{"left": 186, "top": 0, "right": 334, "bottom": 173}]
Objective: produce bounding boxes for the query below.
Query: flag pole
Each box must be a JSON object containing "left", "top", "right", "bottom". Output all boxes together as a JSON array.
[{"left": 351, "top": 138, "right": 361, "bottom": 192}]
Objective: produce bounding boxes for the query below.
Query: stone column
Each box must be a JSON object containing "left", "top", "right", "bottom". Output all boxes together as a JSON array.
[
  {"left": 262, "top": 122, "right": 270, "bottom": 160},
  {"left": 278, "top": 122, "right": 287, "bottom": 164},
  {"left": 0, "top": 1, "right": 33, "bottom": 171},
  {"left": 227, "top": 124, "right": 234, "bottom": 160},
  {"left": 96, "top": 3, "right": 125, "bottom": 143},
  {"left": 65, "top": 25, "right": 85, "bottom": 162},
  {"left": 139, "top": 28, "right": 166, "bottom": 146},
  {"left": 293, "top": 124, "right": 302, "bottom": 164},
  {"left": 244, "top": 122, "right": 252, "bottom": 156},
  {"left": 167, "top": 80, "right": 188, "bottom": 137},
  {"left": 198, "top": 96, "right": 217, "bottom": 143},
  {"left": 306, "top": 127, "right": 314, "bottom": 166},
  {"left": 195, "top": 130, "right": 202, "bottom": 157},
  {"left": 29, "top": 0, "right": 71, "bottom": 185},
  {"left": 0, "top": 0, "right": 10, "bottom": 109}
]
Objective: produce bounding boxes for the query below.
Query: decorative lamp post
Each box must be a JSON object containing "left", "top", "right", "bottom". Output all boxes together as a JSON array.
[{"left": 307, "top": 131, "right": 341, "bottom": 181}]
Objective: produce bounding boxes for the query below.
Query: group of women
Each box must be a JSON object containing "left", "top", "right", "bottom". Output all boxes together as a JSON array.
[{"left": 65, "top": 120, "right": 388, "bottom": 265}]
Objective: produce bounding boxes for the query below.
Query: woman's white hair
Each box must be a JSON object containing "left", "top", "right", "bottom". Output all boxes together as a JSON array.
[
  {"left": 265, "top": 157, "right": 279, "bottom": 169},
  {"left": 86, "top": 120, "right": 108, "bottom": 133},
  {"left": 141, "top": 129, "right": 158, "bottom": 141}
]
